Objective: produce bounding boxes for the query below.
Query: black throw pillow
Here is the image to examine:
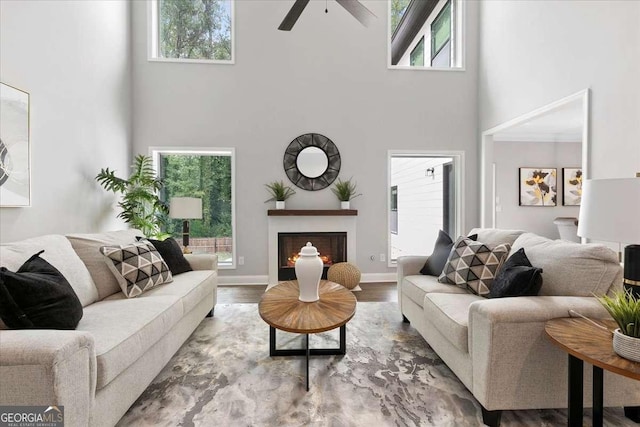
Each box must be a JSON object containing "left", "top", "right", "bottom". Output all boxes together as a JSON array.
[
  {"left": 488, "top": 248, "right": 543, "bottom": 298},
  {"left": 0, "top": 251, "right": 83, "bottom": 329},
  {"left": 420, "top": 230, "right": 478, "bottom": 276},
  {"left": 136, "top": 236, "right": 193, "bottom": 275}
]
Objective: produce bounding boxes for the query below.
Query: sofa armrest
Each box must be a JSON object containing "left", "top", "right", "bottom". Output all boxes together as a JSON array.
[
  {"left": 184, "top": 254, "right": 218, "bottom": 272},
  {"left": 468, "top": 296, "right": 611, "bottom": 410},
  {"left": 396, "top": 256, "right": 428, "bottom": 313},
  {"left": 0, "top": 330, "right": 96, "bottom": 426}
]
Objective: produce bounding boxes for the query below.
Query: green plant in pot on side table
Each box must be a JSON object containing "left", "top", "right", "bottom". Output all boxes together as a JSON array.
[
  {"left": 598, "top": 290, "right": 640, "bottom": 362},
  {"left": 331, "top": 177, "right": 362, "bottom": 209},
  {"left": 265, "top": 180, "right": 296, "bottom": 209},
  {"left": 96, "top": 154, "right": 169, "bottom": 238}
]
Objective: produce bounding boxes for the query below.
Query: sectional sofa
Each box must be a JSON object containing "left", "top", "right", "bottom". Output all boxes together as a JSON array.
[
  {"left": 397, "top": 228, "right": 640, "bottom": 426},
  {"left": 0, "top": 230, "right": 218, "bottom": 426}
]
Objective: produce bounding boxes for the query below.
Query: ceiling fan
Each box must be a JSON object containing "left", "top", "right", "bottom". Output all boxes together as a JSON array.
[{"left": 278, "top": 0, "right": 376, "bottom": 31}]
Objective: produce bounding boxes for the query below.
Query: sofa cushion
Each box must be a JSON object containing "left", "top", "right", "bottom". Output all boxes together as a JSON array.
[
  {"left": 78, "top": 294, "right": 183, "bottom": 389},
  {"left": 488, "top": 248, "right": 544, "bottom": 298},
  {"left": 510, "top": 233, "right": 620, "bottom": 296},
  {"left": 401, "top": 275, "right": 469, "bottom": 308},
  {"left": 100, "top": 241, "right": 173, "bottom": 298},
  {"left": 1, "top": 235, "right": 98, "bottom": 307},
  {"left": 438, "top": 237, "right": 511, "bottom": 296},
  {"left": 66, "top": 230, "right": 142, "bottom": 300},
  {"left": 0, "top": 251, "right": 83, "bottom": 329},
  {"left": 468, "top": 228, "right": 525, "bottom": 248},
  {"left": 423, "top": 293, "right": 484, "bottom": 353}
]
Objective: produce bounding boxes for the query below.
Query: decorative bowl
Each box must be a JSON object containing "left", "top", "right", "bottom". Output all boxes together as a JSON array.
[{"left": 613, "top": 328, "right": 640, "bottom": 363}]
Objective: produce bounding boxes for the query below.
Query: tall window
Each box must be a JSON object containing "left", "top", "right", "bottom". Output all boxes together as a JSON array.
[
  {"left": 390, "top": 186, "right": 399, "bottom": 234},
  {"left": 152, "top": 148, "right": 236, "bottom": 268},
  {"left": 410, "top": 37, "right": 425, "bottom": 67},
  {"left": 149, "top": 0, "right": 234, "bottom": 63},
  {"left": 431, "top": 1, "right": 451, "bottom": 67}
]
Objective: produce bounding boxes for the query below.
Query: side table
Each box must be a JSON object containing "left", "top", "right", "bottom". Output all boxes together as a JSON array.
[{"left": 545, "top": 317, "right": 640, "bottom": 427}]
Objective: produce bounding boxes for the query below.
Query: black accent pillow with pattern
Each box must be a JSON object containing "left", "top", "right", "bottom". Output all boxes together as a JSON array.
[
  {"left": 136, "top": 236, "right": 193, "bottom": 275},
  {"left": 420, "top": 230, "right": 478, "bottom": 276}
]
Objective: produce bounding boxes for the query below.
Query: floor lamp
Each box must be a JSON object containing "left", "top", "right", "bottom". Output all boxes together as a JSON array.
[
  {"left": 577, "top": 177, "right": 640, "bottom": 297},
  {"left": 169, "top": 197, "right": 203, "bottom": 254}
]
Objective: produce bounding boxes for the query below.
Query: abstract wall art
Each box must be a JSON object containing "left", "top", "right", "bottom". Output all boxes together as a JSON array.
[
  {"left": 519, "top": 168, "right": 557, "bottom": 207},
  {"left": 0, "top": 82, "right": 30, "bottom": 207},
  {"left": 562, "top": 167, "right": 582, "bottom": 206}
]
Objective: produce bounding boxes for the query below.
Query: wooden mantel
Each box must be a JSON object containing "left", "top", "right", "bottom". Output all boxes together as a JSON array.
[{"left": 267, "top": 209, "right": 358, "bottom": 216}]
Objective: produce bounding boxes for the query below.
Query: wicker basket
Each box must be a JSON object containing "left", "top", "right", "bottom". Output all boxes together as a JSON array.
[
  {"left": 327, "top": 262, "right": 361, "bottom": 290},
  {"left": 613, "top": 329, "right": 640, "bottom": 362}
]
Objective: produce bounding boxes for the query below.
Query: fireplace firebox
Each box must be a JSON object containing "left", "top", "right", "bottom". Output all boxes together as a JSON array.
[{"left": 278, "top": 232, "right": 347, "bottom": 281}]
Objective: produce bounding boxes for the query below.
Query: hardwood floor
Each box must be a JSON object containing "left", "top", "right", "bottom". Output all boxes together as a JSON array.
[{"left": 217, "top": 282, "right": 398, "bottom": 304}]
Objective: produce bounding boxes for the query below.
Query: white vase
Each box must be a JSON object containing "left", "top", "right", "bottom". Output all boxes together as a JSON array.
[
  {"left": 275, "top": 201, "right": 285, "bottom": 210},
  {"left": 341, "top": 201, "right": 350, "bottom": 209},
  {"left": 613, "top": 329, "right": 640, "bottom": 362},
  {"left": 295, "top": 242, "right": 323, "bottom": 302}
]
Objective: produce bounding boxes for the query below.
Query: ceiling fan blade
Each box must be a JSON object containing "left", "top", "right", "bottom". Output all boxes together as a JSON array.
[
  {"left": 335, "top": 0, "right": 376, "bottom": 28},
  {"left": 278, "top": 0, "right": 311, "bottom": 31}
]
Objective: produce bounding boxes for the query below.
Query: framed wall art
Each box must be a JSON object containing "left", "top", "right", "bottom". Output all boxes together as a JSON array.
[
  {"left": 0, "top": 82, "right": 31, "bottom": 207},
  {"left": 562, "top": 167, "right": 582, "bottom": 206},
  {"left": 519, "top": 168, "right": 557, "bottom": 207}
]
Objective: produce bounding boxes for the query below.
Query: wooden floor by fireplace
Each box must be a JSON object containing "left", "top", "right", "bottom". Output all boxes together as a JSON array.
[{"left": 217, "top": 282, "right": 397, "bottom": 304}]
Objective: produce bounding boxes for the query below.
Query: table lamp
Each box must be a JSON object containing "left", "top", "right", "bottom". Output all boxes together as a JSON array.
[
  {"left": 169, "top": 197, "right": 203, "bottom": 254},
  {"left": 577, "top": 176, "right": 640, "bottom": 297}
]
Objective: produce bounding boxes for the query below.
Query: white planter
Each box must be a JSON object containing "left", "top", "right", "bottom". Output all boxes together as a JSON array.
[
  {"left": 295, "top": 242, "right": 323, "bottom": 302},
  {"left": 275, "top": 201, "right": 285, "bottom": 210},
  {"left": 613, "top": 329, "right": 640, "bottom": 362},
  {"left": 341, "top": 201, "right": 350, "bottom": 210}
]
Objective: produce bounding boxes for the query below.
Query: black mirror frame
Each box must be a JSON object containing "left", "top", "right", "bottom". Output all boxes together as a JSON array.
[{"left": 283, "top": 133, "right": 341, "bottom": 191}]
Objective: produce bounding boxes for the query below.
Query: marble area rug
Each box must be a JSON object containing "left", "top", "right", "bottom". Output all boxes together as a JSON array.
[{"left": 119, "top": 302, "right": 634, "bottom": 427}]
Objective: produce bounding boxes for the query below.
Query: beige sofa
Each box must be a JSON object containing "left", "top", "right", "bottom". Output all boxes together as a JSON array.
[
  {"left": 397, "top": 228, "right": 640, "bottom": 426},
  {"left": 0, "top": 230, "right": 218, "bottom": 426}
]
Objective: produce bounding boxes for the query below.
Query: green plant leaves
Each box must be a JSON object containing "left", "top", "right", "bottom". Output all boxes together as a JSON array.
[{"left": 597, "top": 290, "right": 640, "bottom": 338}]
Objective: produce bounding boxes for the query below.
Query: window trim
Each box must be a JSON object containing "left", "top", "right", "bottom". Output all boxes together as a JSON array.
[
  {"left": 147, "top": 0, "right": 236, "bottom": 65},
  {"left": 387, "top": 0, "right": 465, "bottom": 71},
  {"left": 387, "top": 149, "right": 465, "bottom": 268},
  {"left": 150, "top": 146, "right": 237, "bottom": 269}
]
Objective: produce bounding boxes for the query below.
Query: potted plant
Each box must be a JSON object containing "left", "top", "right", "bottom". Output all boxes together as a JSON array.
[
  {"left": 331, "top": 177, "right": 362, "bottom": 209},
  {"left": 96, "top": 154, "right": 169, "bottom": 238},
  {"left": 265, "top": 180, "right": 295, "bottom": 209},
  {"left": 597, "top": 290, "right": 640, "bottom": 362}
]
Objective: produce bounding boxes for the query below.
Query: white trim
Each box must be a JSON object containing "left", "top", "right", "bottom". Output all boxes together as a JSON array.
[
  {"left": 149, "top": 146, "right": 237, "bottom": 269},
  {"left": 387, "top": 149, "right": 465, "bottom": 267},
  {"left": 479, "top": 88, "right": 590, "bottom": 228},
  {"left": 217, "top": 273, "right": 396, "bottom": 286},
  {"left": 147, "top": 0, "right": 235, "bottom": 65},
  {"left": 387, "top": 0, "right": 465, "bottom": 71},
  {"left": 492, "top": 133, "right": 583, "bottom": 143}
]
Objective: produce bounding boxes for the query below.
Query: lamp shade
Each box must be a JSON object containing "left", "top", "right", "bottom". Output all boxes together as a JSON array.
[
  {"left": 169, "top": 197, "right": 203, "bottom": 219},
  {"left": 577, "top": 178, "right": 640, "bottom": 244}
]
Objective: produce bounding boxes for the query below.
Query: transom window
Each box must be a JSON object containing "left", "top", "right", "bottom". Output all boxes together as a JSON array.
[{"left": 148, "top": 0, "right": 234, "bottom": 64}]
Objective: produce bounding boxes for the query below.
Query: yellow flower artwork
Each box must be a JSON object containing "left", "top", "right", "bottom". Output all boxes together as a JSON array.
[
  {"left": 562, "top": 167, "right": 582, "bottom": 206},
  {"left": 519, "top": 168, "right": 557, "bottom": 206}
]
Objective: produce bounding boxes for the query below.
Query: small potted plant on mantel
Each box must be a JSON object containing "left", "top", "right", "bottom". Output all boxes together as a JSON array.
[
  {"left": 331, "top": 177, "right": 362, "bottom": 209},
  {"left": 265, "top": 180, "right": 296, "bottom": 209},
  {"left": 598, "top": 290, "right": 640, "bottom": 362}
]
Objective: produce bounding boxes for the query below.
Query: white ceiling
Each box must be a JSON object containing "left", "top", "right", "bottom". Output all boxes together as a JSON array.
[{"left": 493, "top": 98, "right": 584, "bottom": 142}]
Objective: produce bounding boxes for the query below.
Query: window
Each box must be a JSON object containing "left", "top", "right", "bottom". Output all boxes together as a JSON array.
[
  {"left": 152, "top": 148, "right": 236, "bottom": 268},
  {"left": 148, "top": 0, "right": 234, "bottom": 63},
  {"left": 390, "top": 186, "right": 398, "bottom": 234},
  {"left": 388, "top": 151, "right": 464, "bottom": 264},
  {"left": 431, "top": 1, "right": 451, "bottom": 67},
  {"left": 410, "top": 37, "right": 424, "bottom": 67},
  {"left": 389, "top": 0, "right": 462, "bottom": 69}
]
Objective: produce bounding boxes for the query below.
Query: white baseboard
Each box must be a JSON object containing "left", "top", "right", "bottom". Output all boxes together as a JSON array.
[{"left": 218, "top": 273, "right": 396, "bottom": 286}]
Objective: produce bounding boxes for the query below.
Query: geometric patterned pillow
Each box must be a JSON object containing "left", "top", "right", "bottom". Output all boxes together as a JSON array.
[
  {"left": 100, "top": 241, "right": 173, "bottom": 298},
  {"left": 438, "top": 237, "right": 511, "bottom": 296}
]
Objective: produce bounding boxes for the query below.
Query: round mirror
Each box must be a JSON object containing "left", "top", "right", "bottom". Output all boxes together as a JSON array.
[
  {"left": 284, "top": 133, "right": 341, "bottom": 191},
  {"left": 296, "top": 147, "right": 328, "bottom": 178}
]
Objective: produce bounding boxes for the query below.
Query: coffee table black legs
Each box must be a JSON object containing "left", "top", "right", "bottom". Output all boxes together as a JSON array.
[
  {"left": 269, "top": 325, "right": 347, "bottom": 391},
  {"left": 567, "top": 355, "right": 606, "bottom": 427}
]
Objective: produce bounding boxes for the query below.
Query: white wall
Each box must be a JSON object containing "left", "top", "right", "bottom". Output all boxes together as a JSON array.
[
  {"left": 131, "top": 0, "right": 479, "bottom": 279},
  {"left": 0, "top": 0, "right": 131, "bottom": 242},
  {"left": 494, "top": 141, "right": 581, "bottom": 239},
  {"left": 479, "top": 1, "right": 640, "bottom": 180}
]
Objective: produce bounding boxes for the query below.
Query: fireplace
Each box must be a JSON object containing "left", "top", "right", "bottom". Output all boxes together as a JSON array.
[{"left": 278, "top": 232, "right": 347, "bottom": 281}]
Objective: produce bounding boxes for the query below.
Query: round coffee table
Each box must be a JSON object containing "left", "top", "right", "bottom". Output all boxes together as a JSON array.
[{"left": 259, "top": 280, "right": 357, "bottom": 391}]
